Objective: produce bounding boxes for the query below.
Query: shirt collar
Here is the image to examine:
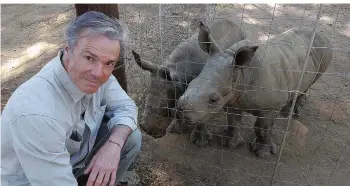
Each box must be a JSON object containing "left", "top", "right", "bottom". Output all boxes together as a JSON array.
[{"left": 53, "top": 49, "right": 87, "bottom": 103}]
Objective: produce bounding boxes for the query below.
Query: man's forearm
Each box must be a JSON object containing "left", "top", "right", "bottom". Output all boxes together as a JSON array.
[{"left": 108, "top": 125, "right": 132, "bottom": 148}]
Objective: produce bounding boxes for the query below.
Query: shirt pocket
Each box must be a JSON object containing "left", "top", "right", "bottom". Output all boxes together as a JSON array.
[{"left": 66, "top": 138, "right": 82, "bottom": 155}]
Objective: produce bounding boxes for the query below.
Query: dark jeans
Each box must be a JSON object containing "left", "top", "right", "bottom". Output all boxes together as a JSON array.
[{"left": 73, "top": 119, "right": 142, "bottom": 185}]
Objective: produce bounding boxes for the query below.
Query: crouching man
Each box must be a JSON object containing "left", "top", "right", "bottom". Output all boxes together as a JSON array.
[{"left": 1, "top": 11, "right": 142, "bottom": 186}]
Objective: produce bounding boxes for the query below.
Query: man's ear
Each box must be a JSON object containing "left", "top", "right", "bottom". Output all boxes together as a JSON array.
[
  {"left": 234, "top": 45, "right": 259, "bottom": 67},
  {"left": 63, "top": 43, "right": 69, "bottom": 53},
  {"left": 198, "top": 21, "right": 221, "bottom": 56}
]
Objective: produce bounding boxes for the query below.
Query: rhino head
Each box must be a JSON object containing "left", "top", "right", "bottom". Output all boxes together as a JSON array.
[
  {"left": 132, "top": 50, "right": 183, "bottom": 138},
  {"left": 176, "top": 25, "right": 258, "bottom": 123}
]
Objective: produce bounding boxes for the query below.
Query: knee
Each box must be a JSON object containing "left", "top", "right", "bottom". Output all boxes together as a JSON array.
[{"left": 124, "top": 128, "right": 142, "bottom": 154}]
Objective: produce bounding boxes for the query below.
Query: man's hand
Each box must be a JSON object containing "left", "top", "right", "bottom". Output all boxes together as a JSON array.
[
  {"left": 84, "top": 141, "right": 121, "bottom": 186},
  {"left": 84, "top": 125, "right": 132, "bottom": 186}
]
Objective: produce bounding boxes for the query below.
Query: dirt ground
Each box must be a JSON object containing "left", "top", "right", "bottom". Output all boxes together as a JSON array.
[{"left": 1, "top": 4, "right": 349, "bottom": 186}]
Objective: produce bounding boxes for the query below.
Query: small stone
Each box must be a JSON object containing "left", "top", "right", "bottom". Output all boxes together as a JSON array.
[
  {"left": 117, "top": 170, "right": 140, "bottom": 186},
  {"left": 290, "top": 119, "right": 308, "bottom": 146},
  {"left": 130, "top": 93, "right": 138, "bottom": 100}
]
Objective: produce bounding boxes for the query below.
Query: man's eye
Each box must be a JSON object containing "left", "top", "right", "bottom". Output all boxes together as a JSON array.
[
  {"left": 106, "top": 62, "right": 115, "bottom": 67},
  {"left": 85, "top": 56, "right": 93, "bottom": 61}
]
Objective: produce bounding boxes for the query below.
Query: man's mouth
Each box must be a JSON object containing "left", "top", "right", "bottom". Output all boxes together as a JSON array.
[{"left": 85, "top": 78, "right": 99, "bottom": 86}]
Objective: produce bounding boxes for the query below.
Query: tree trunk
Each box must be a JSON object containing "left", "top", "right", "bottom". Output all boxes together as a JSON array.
[{"left": 75, "top": 4, "right": 128, "bottom": 92}]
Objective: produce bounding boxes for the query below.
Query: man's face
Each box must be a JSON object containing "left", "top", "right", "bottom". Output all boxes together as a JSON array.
[{"left": 64, "top": 30, "right": 120, "bottom": 94}]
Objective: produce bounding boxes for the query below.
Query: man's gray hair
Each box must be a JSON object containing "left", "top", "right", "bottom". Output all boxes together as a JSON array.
[{"left": 65, "top": 11, "right": 129, "bottom": 53}]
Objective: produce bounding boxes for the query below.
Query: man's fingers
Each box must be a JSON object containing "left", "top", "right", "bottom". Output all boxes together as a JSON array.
[
  {"left": 109, "top": 171, "right": 117, "bottom": 186},
  {"left": 102, "top": 172, "right": 111, "bottom": 186},
  {"left": 93, "top": 170, "right": 106, "bottom": 186},
  {"left": 86, "top": 167, "right": 99, "bottom": 186}
]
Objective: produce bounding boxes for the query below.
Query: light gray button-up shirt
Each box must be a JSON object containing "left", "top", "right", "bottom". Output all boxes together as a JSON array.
[{"left": 1, "top": 50, "right": 138, "bottom": 186}]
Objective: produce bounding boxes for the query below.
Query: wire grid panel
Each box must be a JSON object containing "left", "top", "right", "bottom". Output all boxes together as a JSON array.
[{"left": 121, "top": 4, "right": 350, "bottom": 186}]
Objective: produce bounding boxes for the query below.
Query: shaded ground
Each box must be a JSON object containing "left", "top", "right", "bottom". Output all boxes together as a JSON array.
[{"left": 1, "top": 4, "right": 349, "bottom": 186}]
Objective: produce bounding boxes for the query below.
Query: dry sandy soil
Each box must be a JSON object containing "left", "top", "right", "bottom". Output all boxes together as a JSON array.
[{"left": 1, "top": 4, "right": 350, "bottom": 186}]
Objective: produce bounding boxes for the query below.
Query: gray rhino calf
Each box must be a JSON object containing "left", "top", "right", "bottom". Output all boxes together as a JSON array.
[
  {"left": 176, "top": 27, "right": 333, "bottom": 158},
  {"left": 132, "top": 19, "right": 246, "bottom": 140}
]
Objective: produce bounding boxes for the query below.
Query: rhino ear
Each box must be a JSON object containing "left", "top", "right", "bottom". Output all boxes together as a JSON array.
[
  {"left": 132, "top": 50, "right": 158, "bottom": 73},
  {"left": 198, "top": 21, "right": 221, "bottom": 56},
  {"left": 234, "top": 46, "right": 258, "bottom": 67}
]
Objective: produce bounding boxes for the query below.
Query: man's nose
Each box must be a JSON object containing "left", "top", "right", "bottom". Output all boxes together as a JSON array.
[{"left": 91, "top": 63, "right": 104, "bottom": 79}]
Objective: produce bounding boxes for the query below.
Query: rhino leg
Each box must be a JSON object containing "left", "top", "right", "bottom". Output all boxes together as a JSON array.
[
  {"left": 166, "top": 118, "right": 177, "bottom": 133},
  {"left": 281, "top": 91, "right": 308, "bottom": 118},
  {"left": 250, "top": 111, "right": 277, "bottom": 158},
  {"left": 294, "top": 95, "right": 304, "bottom": 116},
  {"left": 190, "top": 123, "right": 212, "bottom": 148},
  {"left": 220, "top": 107, "right": 244, "bottom": 148}
]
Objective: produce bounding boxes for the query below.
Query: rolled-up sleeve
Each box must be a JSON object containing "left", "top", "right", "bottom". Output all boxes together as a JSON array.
[
  {"left": 8, "top": 115, "right": 77, "bottom": 186},
  {"left": 103, "top": 75, "right": 138, "bottom": 131}
]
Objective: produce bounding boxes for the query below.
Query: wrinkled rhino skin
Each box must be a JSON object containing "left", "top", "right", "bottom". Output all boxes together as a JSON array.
[
  {"left": 132, "top": 18, "right": 246, "bottom": 141},
  {"left": 177, "top": 27, "right": 333, "bottom": 157}
]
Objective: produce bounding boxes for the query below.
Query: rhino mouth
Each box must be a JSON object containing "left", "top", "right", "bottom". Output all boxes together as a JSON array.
[
  {"left": 140, "top": 123, "right": 167, "bottom": 138},
  {"left": 139, "top": 113, "right": 172, "bottom": 138},
  {"left": 177, "top": 109, "right": 207, "bottom": 124}
]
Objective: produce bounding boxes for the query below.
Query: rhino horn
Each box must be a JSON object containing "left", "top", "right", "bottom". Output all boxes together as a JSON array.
[
  {"left": 132, "top": 50, "right": 158, "bottom": 73},
  {"left": 132, "top": 50, "right": 175, "bottom": 81},
  {"left": 198, "top": 21, "right": 221, "bottom": 56},
  {"left": 234, "top": 45, "right": 259, "bottom": 67}
]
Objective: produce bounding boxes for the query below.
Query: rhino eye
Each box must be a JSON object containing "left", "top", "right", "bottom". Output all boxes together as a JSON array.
[{"left": 208, "top": 93, "right": 220, "bottom": 104}]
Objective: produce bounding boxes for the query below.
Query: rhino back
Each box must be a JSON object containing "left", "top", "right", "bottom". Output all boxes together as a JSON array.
[
  {"left": 209, "top": 19, "right": 246, "bottom": 49},
  {"left": 166, "top": 33, "right": 208, "bottom": 81},
  {"left": 238, "top": 28, "right": 332, "bottom": 109},
  {"left": 296, "top": 28, "right": 333, "bottom": 80},
  {"left": 166, "top": 19, "right": 246, "bottom": 83}
]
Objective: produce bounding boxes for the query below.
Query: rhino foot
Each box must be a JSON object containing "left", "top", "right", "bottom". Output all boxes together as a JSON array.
[
  {"left": 219, "top": 130, "right": 244, "bottom": 149},
  {"left": 297, "top": 94, "right": 307, "bottom": 106},
  {"left": 227, "top": 135, "right": 244, "bottom": 149},
  {"left": 281, "top": 103, "right": 303, "bottom": 118},
  {"left": 190, "top": 127, "right": 212, "bottom": 148},
  {"left": 250, "top": 138, "right": 277, "bottom": 158},
  {"left": 294, "top": 104, "right": 302, "bottom": 117}
]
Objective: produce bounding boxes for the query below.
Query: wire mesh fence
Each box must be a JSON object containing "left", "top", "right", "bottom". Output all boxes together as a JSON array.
[
  {"left": 118, "top": 4, "right": 350, "bottom": 186},
  {"left": 1, "top": 3, "right": 349, "bottom": 186}
]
